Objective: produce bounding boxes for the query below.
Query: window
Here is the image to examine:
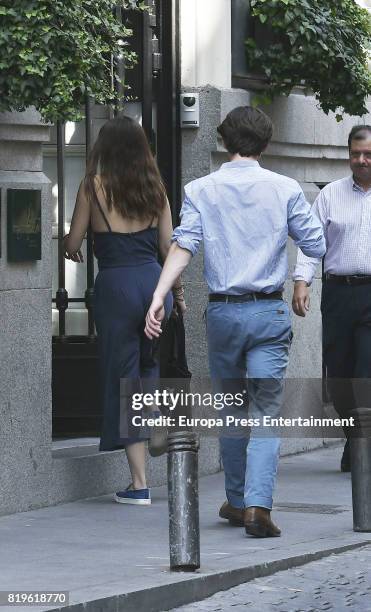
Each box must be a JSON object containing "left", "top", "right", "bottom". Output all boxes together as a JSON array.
[{"left": 231, "top": 0, "right": 276, "bottom": 90}]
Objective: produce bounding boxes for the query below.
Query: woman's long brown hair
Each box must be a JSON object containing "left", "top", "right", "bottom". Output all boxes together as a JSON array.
[{"left": 84, "top": 116, "right": 167, "bottom": 220}]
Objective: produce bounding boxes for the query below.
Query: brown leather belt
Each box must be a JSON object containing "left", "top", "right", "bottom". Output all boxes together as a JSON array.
[
  {"left": 209, "top": 291, "right": 283, "bottom": 303},
  {"left": 324, "top": 274, "right": 371, "bottom": 286}
]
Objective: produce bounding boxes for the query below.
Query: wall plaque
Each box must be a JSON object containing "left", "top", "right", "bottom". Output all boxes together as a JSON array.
[{"left": 7, "top": 189, "right": 41, "bottom": 261}]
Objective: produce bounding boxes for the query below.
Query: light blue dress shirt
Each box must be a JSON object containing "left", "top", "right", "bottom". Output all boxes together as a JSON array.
[{"left": 172, "top": 160, "right": 326, "bottom": 294}]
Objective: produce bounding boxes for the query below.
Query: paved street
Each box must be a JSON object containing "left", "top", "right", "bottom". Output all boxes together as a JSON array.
[
  {"left": 171, "top": 545, "right": 371, "bottom": 612},
  {"left": 1, "top": 445, "right": 369, "bottom": 612}
]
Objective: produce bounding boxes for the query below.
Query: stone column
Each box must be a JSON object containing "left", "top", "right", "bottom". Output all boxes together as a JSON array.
[{"left": 0, "top": 109, "right": 52, "bottom": 515}]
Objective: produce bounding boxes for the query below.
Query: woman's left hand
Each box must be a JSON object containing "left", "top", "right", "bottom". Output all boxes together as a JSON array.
[{"left": 63, "top": 235, "right": 84, "bottom": 263}]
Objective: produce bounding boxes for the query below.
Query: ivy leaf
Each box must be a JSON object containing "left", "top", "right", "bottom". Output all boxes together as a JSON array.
[
  {"left": 245, "top": 0, "right": 371, "bottom": 117},
  {"left": 0, "top": 0, "right": 141, "bottom": 121}
]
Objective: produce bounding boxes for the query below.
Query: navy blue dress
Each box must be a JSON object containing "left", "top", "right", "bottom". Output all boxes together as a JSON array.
[{"left": 92, "top": 199, "right": 173, "bottom": 451}]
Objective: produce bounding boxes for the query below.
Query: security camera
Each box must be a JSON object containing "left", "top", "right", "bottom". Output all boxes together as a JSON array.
[
  {"left": 183, "top": 96, "right": 196, "bottom": 108},
  {"left": 180, "top": 93, "right": 200, "bottom": 128}
]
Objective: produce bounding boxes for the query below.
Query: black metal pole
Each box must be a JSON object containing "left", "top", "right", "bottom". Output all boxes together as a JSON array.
[
  {"left": 115, "top": 5, "right": 126, "bottom": 116},
  {"left": 85, "top": 96, "right": 95, "bottom": 339},
  {"left": 350, "top": 408, "right": 371, "bottom": 532},
  {"left": 156, "top": 0, "right": 181, "bottom": 224},
  {"left": 56, "top": 121, "right": 68, "bottom": 340},
  {"left": 85, "top": 96, "right": 93, "bottom": 156},
  {"left": 109, "top": 52, "right": 116, "bottom": 120},
  {"left": 142, "top": 1, "right": 154, "bottom": 143},
  {"left": 173, "top": 0, "right": 182, "bottom": 225},
  {"left": 167, "top": 432, "right": 200, "bottom": 571}
]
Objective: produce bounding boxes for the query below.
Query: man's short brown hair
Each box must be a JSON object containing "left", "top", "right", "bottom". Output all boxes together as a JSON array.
[{"left": 217, "top": 106, "right": 273, "bottom": 157}]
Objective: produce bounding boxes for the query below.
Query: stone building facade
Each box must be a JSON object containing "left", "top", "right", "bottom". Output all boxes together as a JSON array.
[{"left": 0, "top": 0, "right": 370, "bottom": 514}]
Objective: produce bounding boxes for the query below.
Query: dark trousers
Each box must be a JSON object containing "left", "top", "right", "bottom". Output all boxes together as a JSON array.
[{"left": 321, "top": 281, "right": 371, "bottom": 437}]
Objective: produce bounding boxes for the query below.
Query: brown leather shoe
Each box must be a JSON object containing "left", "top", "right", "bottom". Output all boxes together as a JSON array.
[
  {"left": 219, "top": 501, "right": 244, "bottom": 527},
  {"left": 244, "top": 507, "right": 281, "bottom": 537}
]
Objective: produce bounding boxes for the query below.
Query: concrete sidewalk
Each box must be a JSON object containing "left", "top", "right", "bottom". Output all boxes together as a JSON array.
[{"left": 1, "top": 445, "right": 370, "bottom": 612}]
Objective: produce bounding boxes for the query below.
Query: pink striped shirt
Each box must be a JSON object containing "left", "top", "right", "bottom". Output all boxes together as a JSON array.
[{"left": 293, "top": 176, "right": 371, "bottom": 284}]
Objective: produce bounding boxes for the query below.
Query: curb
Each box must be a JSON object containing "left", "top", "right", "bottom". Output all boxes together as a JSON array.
[{"left": 49, "top": 539, "right": 371, "bottom": 612}]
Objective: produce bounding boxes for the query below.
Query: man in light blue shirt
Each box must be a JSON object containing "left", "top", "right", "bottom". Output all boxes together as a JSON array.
[{"left": 145, "top": 106, "right": 325, "bottom": 538}]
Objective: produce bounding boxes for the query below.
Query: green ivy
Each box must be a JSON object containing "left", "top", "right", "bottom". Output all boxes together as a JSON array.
[
  {"left": 0, "top": 0, "right": 145, "bottom": 122},
  {"left": 246, "top": 0, "right": 371, "bottom": 119}
]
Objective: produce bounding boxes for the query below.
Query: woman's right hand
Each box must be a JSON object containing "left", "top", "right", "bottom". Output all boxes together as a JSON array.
[
  {"left": 145, "top": 294, "right": 165, "bottom": 339},
  {"left": 172, "top": 284, "right": 186, "bottom": 316},
  {"left": 173, "top": 297, "right": 186, "bottom": 316},
  {"left": 63, "top": 234, "right": 84, "bottom": 263}
]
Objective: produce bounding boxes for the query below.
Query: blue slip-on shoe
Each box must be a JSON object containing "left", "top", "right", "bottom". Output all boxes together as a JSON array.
[{"left": 114, "top": 485, "right": 151, "bottom": 505}]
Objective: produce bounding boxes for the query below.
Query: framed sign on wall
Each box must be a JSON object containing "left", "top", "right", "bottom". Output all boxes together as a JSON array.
[{"left": 7, "top": 189, "right": 41, "bottom": 262}]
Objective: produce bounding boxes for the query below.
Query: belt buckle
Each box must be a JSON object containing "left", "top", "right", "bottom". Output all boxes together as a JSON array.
[{"left": 345, "top": 276, "right": 352, "bottom": 285}]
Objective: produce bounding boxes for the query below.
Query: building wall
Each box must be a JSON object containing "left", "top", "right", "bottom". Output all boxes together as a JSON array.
[
  {"left": 180, "top": 0, "right": 231, "bottom": 88},
  {"left": 1, "top": 1, "right": 369, "bottom": 515},
  {"left": 0, "top": 110, "right": 52, "bottom": 515}
]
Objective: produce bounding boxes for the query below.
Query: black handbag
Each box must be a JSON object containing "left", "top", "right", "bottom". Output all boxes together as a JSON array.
[
  {"left": 160, "top": 310, "right": 192, "bottom": 380},
  {"left": 159, "top": 311, "right": 192, "bottom": 426}
]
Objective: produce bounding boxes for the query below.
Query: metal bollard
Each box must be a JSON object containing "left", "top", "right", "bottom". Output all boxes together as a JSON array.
[
  {"left": 167, "top": 431, "right": 200, "bottom": 571},
  {"left": 350, "top": 408, "right": 371, "bottom": 532}
]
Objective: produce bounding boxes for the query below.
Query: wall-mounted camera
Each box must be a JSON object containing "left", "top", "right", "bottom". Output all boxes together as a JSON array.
[{"left": 180, "top": 93, "right": 200, "bottom": 129}]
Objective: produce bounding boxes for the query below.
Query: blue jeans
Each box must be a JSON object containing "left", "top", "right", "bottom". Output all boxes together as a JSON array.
[{"left": 206, "top": 299, "right": 292, "bottom": 510}]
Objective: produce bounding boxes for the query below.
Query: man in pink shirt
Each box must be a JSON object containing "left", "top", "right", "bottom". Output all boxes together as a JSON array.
[{"left": 293, "top": 125, "right": 371, "bottom": 472}]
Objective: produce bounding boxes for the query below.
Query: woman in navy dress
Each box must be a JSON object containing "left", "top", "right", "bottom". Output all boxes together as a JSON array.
[{"left": 63, "top": 117, "right": 184, "bottom": 505}]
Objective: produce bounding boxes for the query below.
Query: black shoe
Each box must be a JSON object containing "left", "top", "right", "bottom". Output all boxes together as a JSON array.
[{"left": 341, "top": 439, "right": 351, "bottom": 473}]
